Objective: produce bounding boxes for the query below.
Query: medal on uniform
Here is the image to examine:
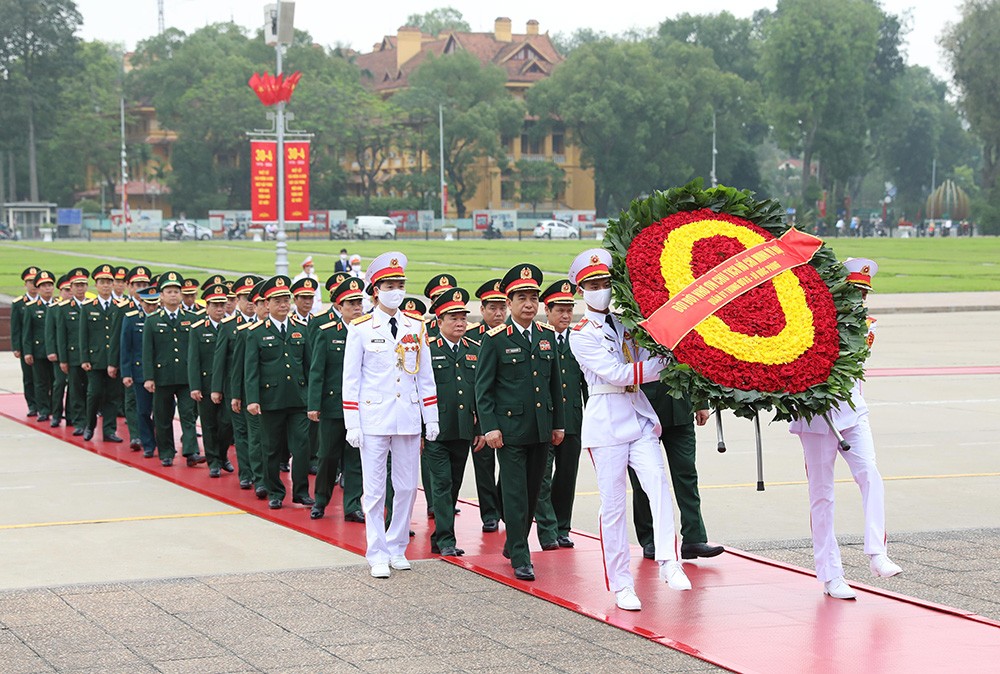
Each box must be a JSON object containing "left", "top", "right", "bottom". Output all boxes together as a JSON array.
[{"left": 396, "top": 332, "right": 422, "bottom": 374}]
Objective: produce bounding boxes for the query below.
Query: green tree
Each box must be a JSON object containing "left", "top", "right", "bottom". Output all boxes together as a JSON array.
[
  {"left": 395, "top": 51, "right": 523, "bottom": 218},
  {"left": 344, "top": 92, "right": 407, "bottom": 212},
  {"left": 0, "top": 0, "right": 82, "bottom": 202},
  {"left": 941, "top": 0, "right": 1000, "bottom": 193},
  {"left": 404, "top": 7, "right": 470, "bottom": 35},
  {"left": 515, "top": 159, "right": 565, "bottom": 214}
]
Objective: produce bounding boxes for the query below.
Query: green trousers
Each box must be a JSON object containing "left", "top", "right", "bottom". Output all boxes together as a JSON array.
[
  {"left": 314, "top": 417, "right": 363, "bottom": 513},
  {"left": 260, "top": 408, "right": 309, "bottom": 502},
  {"left": 497, "top": 441, "right": 548, "bottom": 568},
  {"left": 85, "top": 370, "right": 119, "bottom": 437},
  {"left": 534, "top": 434, "right": 582, "bottom": 544},
  {"left": 67, "top": 365, "right": 87, "bottom": 428},
  {"left": 29, "top": 360, "right": 53, "bottom": 417},
  {"left": 630, "top": 422, "right": 707, "bottom": 547},
  {"left": 20, "top": 357, "right": 35, "bottom": 413},
  {"left": 425, "top": 438, "right": 470, "bottom": 549},
  {"left": 152, "top": 383, "right": 198, "bottom": 460},
  {"left": 471, "top": 445, "right": 501, "bottom": 523},
  {"left": 227, "top": 397, "right": 251, "bottom": 482},
  {"left": 123, "top": 384, "right": 139, "bottom": 443},
  {"left": 51, "top": 360, "right": 67, "bottom": 422},
  {"left": 245, "top": 408, "right": 264, "bottom": 485},
  {"left": 197, "top": 397, "right": 226, "bottom": 469}
]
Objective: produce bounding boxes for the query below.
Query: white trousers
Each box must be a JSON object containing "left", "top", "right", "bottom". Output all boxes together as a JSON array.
[
  {"left": 360, "top": 434, "right": 420, "bottom": 566},
  {"left": 590, "top": 430, "right": 678, "bottom": 593},
  {"left": 799, "top": 416, "right": 887, "bottom": 583}
]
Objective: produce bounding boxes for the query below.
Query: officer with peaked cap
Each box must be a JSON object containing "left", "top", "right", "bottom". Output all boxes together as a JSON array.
[
  {"left": 229, "top": 279, "right": 270, "bottom": 497},
  {"left": 112, "top": 266, "right": 153, "bottom": 450},
  {"left": 46, "top": 274, "right": 71, "bottom": 427},
  {"left": 290, "top": 276, "right": 320, "bottom": 473},
  {"left": 142, "top": 270, "right": 204, "bottom": 466},
  {"left": 475, "top": 263, "right": 564, "bottom": 582},
  {"left": 425, "top": 286, "right": 482, "bottom": 557},
  {"left": 180, "top": 278, "right": 204, "bottom": 314},
  {"left": 534, "top": 278, "right": 585, "bottom": 551},
  {"left": 12, "top": 266, "right": 41, "bottom": 416},
  {"left": 80, "top": 264, "right": 125, "bottom": 443},
  {"left": 189, "top": 284, "right": 234, "bottom": 477},
  {"left": 422, "top": 273, "right": 456, "bottom": 339},
  {"left": 56, "top": 267, "right": 90, "bottom": 434},
  {"left": 112, "top": 266, "right": 129, "bottom": 301},
  {"left": 342, "top": 251, "right": 440, "bottom": 578},
  {"left": 244, "top": 275, "right": 313, "bottom": 509},
  {"left": 567, "top": 248, "right": 689, "bottom": 611},
  {"left": 308, "top": 276, "right": 366, "bottom": 521},
  {"left": 22, "top": 270, "right": 57, "bottom": 422},
  {"left": 120, "top": 287, "right": 160, "bottom": 457},
  {"left": 790, "top": 257, "right": 901, "bottom": 600}
]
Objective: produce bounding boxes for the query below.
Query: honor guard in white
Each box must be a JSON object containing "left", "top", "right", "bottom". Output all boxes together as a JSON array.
[
  {"left": 567, "top": 249, "right": 691, "bottom": 612},
  {"left": 342, "top": 252, "right": 440, "bottom": 579},
  {"left": 789, "top": 257, "right": 901, "bottom": 600}
]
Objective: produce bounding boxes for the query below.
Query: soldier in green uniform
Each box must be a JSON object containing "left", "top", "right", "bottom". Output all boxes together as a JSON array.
[
  {"left": 400, "top": 296, "right": 439, "bottom": 515},
  {"left": 475, "top": 264, "right": 565, "bottom": 581},
  {"left": 231, "top": 281, "right": 270, "bottom": 498},
  {"left": 180, "top": 278, "right": 204, "bottom": 314},
  {"left": 468, "top": 279, "right": 507, "bottom": 532},
  {"left": 189, "top": 284, "right": 233, "bottom": 477},
  {"left": 198, "top": 275, "right": 232, "bottom": 452},
  {"left": 11, "top": 266, "right": 40, "bottom": 416},
  {"left": 629, "top": 387, "right": 724, "bottom": 561},
  {"left": 22, "top": 270, "right": 57, "bottom": 422},
  {"left": 80, "top": 264, "right": 124, "bottom": 443},
  {"left": 244, "top": 275, "right": 312, "bottom": 510},
  {"left": 57, "top": 268, "right": 90, "bottom": 434},
  {"left": 111, "top": 266, "right": 129, "bottom": 302},
  {"left": 110, "top": 267, "right": 151, "bottom": 450},
  {"left": 422, "top": 273, "right": 457, "bottom": 340},
  {"left": 120, "top": 288, "right": 160, "bottom": 457},
  {"left": 535, "top": 279, "right": 586, "bottom": 550},
  {"left": 290, "top": 277, "right": 318, "bottom": 474},
  {"left": 142, "top": 270, "right": 203, "bottom": 466},
  {"left": 425, "top": 287, "right": 482, "bottom": 557},
  {"left": 307, "top": 276, "right": 366, "bottom": 521},
  {"left": 212, "top": 274, "right": 259, "bottom": 489},
  {"left": 45, "top": 275, "right": 71, "bottom": 427}
]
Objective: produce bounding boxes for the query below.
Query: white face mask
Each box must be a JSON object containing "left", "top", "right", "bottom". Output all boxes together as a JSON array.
[
  {"left": 583, "top": 288, "right": 612, "bottom": 312},
  {"left": 378, "top": 288, "right": 405, "bottom": 310}
]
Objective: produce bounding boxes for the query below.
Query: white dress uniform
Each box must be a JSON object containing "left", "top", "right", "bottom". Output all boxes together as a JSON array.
[{"left": 342, "top": 258, "right": 439, "bottom": 569}]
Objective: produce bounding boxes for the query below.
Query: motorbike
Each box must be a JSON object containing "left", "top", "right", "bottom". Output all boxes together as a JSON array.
[{"left": 483, "top": 223, "right": 504, "bottom": 240}]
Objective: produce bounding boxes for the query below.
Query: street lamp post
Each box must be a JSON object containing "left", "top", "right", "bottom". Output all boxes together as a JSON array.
[{"left": 265, "top": 2, "right": 295, "bottom": 275}]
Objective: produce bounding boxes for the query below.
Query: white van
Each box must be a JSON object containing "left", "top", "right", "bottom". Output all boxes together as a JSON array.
[{"left": 352, "top": 216, "right": 397, "bottom": 239}]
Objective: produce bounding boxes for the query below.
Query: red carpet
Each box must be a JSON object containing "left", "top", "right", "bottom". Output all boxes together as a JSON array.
[{"left": 4, "top": 393, "right": 999, "bottom": 672}]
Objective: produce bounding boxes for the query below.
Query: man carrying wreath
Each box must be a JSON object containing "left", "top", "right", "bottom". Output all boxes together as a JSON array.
[{"left": 568, "top": 248, "right": 691, "bottom": 612}]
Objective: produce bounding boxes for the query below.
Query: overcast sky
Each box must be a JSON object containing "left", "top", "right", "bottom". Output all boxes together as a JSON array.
[{"left": 75, "top": 0, "right": 960, "bottom": 81}]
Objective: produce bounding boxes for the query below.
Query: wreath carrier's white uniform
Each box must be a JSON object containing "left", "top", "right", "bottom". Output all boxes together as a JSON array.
[{"left": 342, "top": 255, "right": 438, "bottom": 568}]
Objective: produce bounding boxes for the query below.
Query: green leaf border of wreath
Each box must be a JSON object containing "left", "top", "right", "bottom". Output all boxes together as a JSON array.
[{"left": 605, "top": 179, "right": 869, "bottom": 422}]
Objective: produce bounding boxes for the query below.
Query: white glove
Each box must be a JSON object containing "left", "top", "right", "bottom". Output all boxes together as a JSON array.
[
  {"left": 425, "top": 422, "right": 440, "bottom": 442},
  {"left": 346, "top": 428, "right": 364, "bottom": 449}
]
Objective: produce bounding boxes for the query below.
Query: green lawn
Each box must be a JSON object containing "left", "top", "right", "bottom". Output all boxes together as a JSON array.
[{"left": 2, "top": 236, "right": 999, "bottom": 297}]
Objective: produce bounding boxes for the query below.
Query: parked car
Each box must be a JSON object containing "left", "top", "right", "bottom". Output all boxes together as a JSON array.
[
  {"left": 351, "top": 216, "right": 397, "bottom": 240},
  {"left": 161, "top": 221, "right": 213, "bottom": 240},
  {"left": 533, "top": 219, "right": 579, "bottom": 239}
]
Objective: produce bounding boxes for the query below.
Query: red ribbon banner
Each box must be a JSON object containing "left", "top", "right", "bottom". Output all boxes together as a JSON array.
[
  {"left": 284, "top": 141, "right": 310, "bottom": 222},
  {"left": 250, "top": 140, "right": 277, "bottom": 222},
  {"left": 639, "top": 228, "right": 824, "bottom": 350}
]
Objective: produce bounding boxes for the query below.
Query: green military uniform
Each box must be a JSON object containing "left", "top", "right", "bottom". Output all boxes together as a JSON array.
[
  {"left": 188, "top": 285, "right": 230, "bottom": 474},
  {"left": 11, "top": 266, "right": 40, "bottom": 415},
  {"left": 535, "top": 280, "right": 586, "bottom": 548},
  {"left": 629, "top": 383, "right": 709, "bottom": 548},
  {"left": 21, "top": 272, "right": 57, "bottom": 419},
  {"left": 80, "top": 265, "right": 122, "bottom": 440},
  {"left": 424, "top": 287, "right": 480, "bottom": 554},
  {"left": 142, "top": 271, "right": 200, "bottom": 464},
  {"left": 56, "top": 269, "right": 90, "bottom": 432},
  {"left": 307, "top": 280, "right": 365, "bottom": 519},
  {"left": 45, "top": 290, "right": 68, "bottom": 426},
  {"left": 400, "top": 297, "right": 438, "bottom": 514},
  {"left": 475, "top": 264, "right": 565, "bottom": 576},
  {"left": 243, "top": 275, "right": 311, "bottom": 507},
  {"left": 110, "top": 294, "right": 139, "bottom": 444}
]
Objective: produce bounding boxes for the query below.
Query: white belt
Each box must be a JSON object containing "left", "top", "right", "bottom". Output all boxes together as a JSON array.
[{"left": 590, "top": 384, "right": 632, "bottom": 395}]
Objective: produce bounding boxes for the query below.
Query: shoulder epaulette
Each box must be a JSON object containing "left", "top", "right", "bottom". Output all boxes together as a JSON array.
[
  {"left": 319, "top": 319, "right": 339, "bottom": 331},
  {"left": 221, "top": 314, "right": 237, "bottom": 323},
  {"left": 867, "top": 317, "right": 877, "bottom": 325},
  {"left": 536, "top": 321, "right": 555, "bottom": 332},
  {"left": 465, "top": 322, "right": 481, "bottom": 331},
  {"left": 463, "top": 336, "right": 481, "bottom": 347},
  {"left": 116, "top": 298, "right": 130, "bottom": 307},
  {"left": 402, "top": 310, "right": 423, "bottom": 321},
  {"left": 12, "top": 296, "right": 22, "bottom": 304},
  {"left": 247, "top": 321, "right": 265, "bottom": 331},
  {"left": 56, "top": 299, "right": 69, "bottom": 306},
  {"left": 290, "top": 315, "right": 306, "bottom": 326},
  {"left": 191, "top": 319, "right": 205, "bottom": 329},
  {"left": 351, "top": 314, "right": 373, "bottom": 326},
  {"left": 237, "top": 321, "right": 254, "bottom": 331},
  {"left": 486, "top": 323, "right": 506, "bottom": 337},
  {"left": 572, "top": 318, "right": 589, "bottom": 332},
  {"left": 24, "top": 298, "right": 37, "bottom": 306},
  {"left": 125, "top": 310, "right": 139, "bottom": 317}
]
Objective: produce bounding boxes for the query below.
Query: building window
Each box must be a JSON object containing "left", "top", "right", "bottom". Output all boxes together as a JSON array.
[{"left": 552, "top": 133, "right": 564, "bottom": 155}]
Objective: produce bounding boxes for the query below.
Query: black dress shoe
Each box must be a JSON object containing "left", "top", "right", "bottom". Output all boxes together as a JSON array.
[
  {"left": 557, "top": 535, "right": 575, "bottom": 548},
  {"left": 293, "top": 495, "right": 315, "bottom": 506},
  {"left": 279, "top": 462, "right": 290, "bottom": 473},
  {"left": 513, "top": 565, "right": 535, "bottom": 581},
  {"left": 502, "top": 549, "right": 511, "bottom": 560},
  {"left": 50, "top": 418, "right": 61, "bottom": 428},
  {"left": 310, "top": 506, "right": 325, "bottom": 519},
  {"left": 268, "top": 498, "right": 282, "bottom": 510},
  {"left": 454, "top": 507, "right": 461, "bottom": 514},
  {"left": 129, "top": 440, "right": 142, "bottom": 451},
  {"left": 540, "top": 541, "right": 559, "bottom": 551},
  {"left": 143, "top": 450, "right": 155, "bottom": 458},
  {"left": 222, "top": 461, "right": 234, "bottom": 473},
  {"left": 186, "top": 455, "right": 207, "bottom": 467},
  {"left": 208, "top": 467, "right": 221, "bottom": 478},
  {"left": 439, "top": 546, "right": 464, "bottom": 557},
  {"left": 72, "top": 427, "right": 86, "bottom": 436},
  {"left": 427, "top": 507, "right": 435, "bottom": 519},
  {"left": 410, "top": 530, "right": 415, "bottom": 537},
  {"left": 255, "top": 487, "right": 268, "bottom": 500},
  {"left": 36, "top": 414, "right": 50, "bottom": 422},
  {"left": 239, "top": 479, "right": 252, "bottom": 490},
  {"left": 309, "top": 463, "right": 318, "bottom": 475},
  {"left": 642, "top": 543, "right": 655, "bottom": 560},
  {"left": 82, "top": 428, "right": 94, "bottom": 441},
  {"left": 105, "top": 433, "right": 124, "bottom": 443},
  {"left": 344, "top": 510, "right": 365, "bottom": 523},
  {"left": 26, "top": 410, "right": 37, "bottom": 417},
  {"left": 482, "top": 519, "right": 499, "bottom": 533},
  {"left": 161, "top": 458, "right": 173, "bottom": 467},
  {"left": 681, "top": 542, "right": 725, "bottom": 559}
]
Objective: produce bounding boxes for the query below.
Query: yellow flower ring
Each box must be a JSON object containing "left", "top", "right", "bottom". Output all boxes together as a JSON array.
[{"left": 625, "top": 209, "right": 840, "bottom": 394}]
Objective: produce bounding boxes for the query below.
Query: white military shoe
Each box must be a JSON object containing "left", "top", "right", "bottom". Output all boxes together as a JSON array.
[
  {"left": 823, "top": 577, "right": 857, "bottom": 600},
  {"left": 659, "top": 561, "right": 692, "bottom": 591},
  {"left": 390, "top": 555, "right": 412, "bottom": 571},
  {"left": 615, "top": 587, "right": 642, "bottom": 611},
  {"left": 370, "top": 563, "right": 390, "bottom": 579},
  {"left": 869, "top": 554, "right": 902, "bottom": 578}
]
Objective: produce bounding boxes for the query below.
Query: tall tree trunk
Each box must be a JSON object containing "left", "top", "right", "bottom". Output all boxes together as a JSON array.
[
  {"left": 8, "top": 151, "right": 16, "bottom": 201},
  {"left": 0, "top": 150, "right": 5, "bottom": 207},
  {"left": 28, "top": 100, "right": 39, "bottom": 202}
]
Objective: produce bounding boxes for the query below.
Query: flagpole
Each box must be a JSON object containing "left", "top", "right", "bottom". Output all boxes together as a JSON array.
[{"left": 120, "top": 83, "right": 129, "bottom": 238}]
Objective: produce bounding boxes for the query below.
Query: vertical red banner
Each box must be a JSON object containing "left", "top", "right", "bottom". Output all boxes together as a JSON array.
[
  {"left": 284, "top": 141, "right": 310, "bottom": 222},
  {"left": 250, "top": 140, "right": 277, "bottom": 222}
]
